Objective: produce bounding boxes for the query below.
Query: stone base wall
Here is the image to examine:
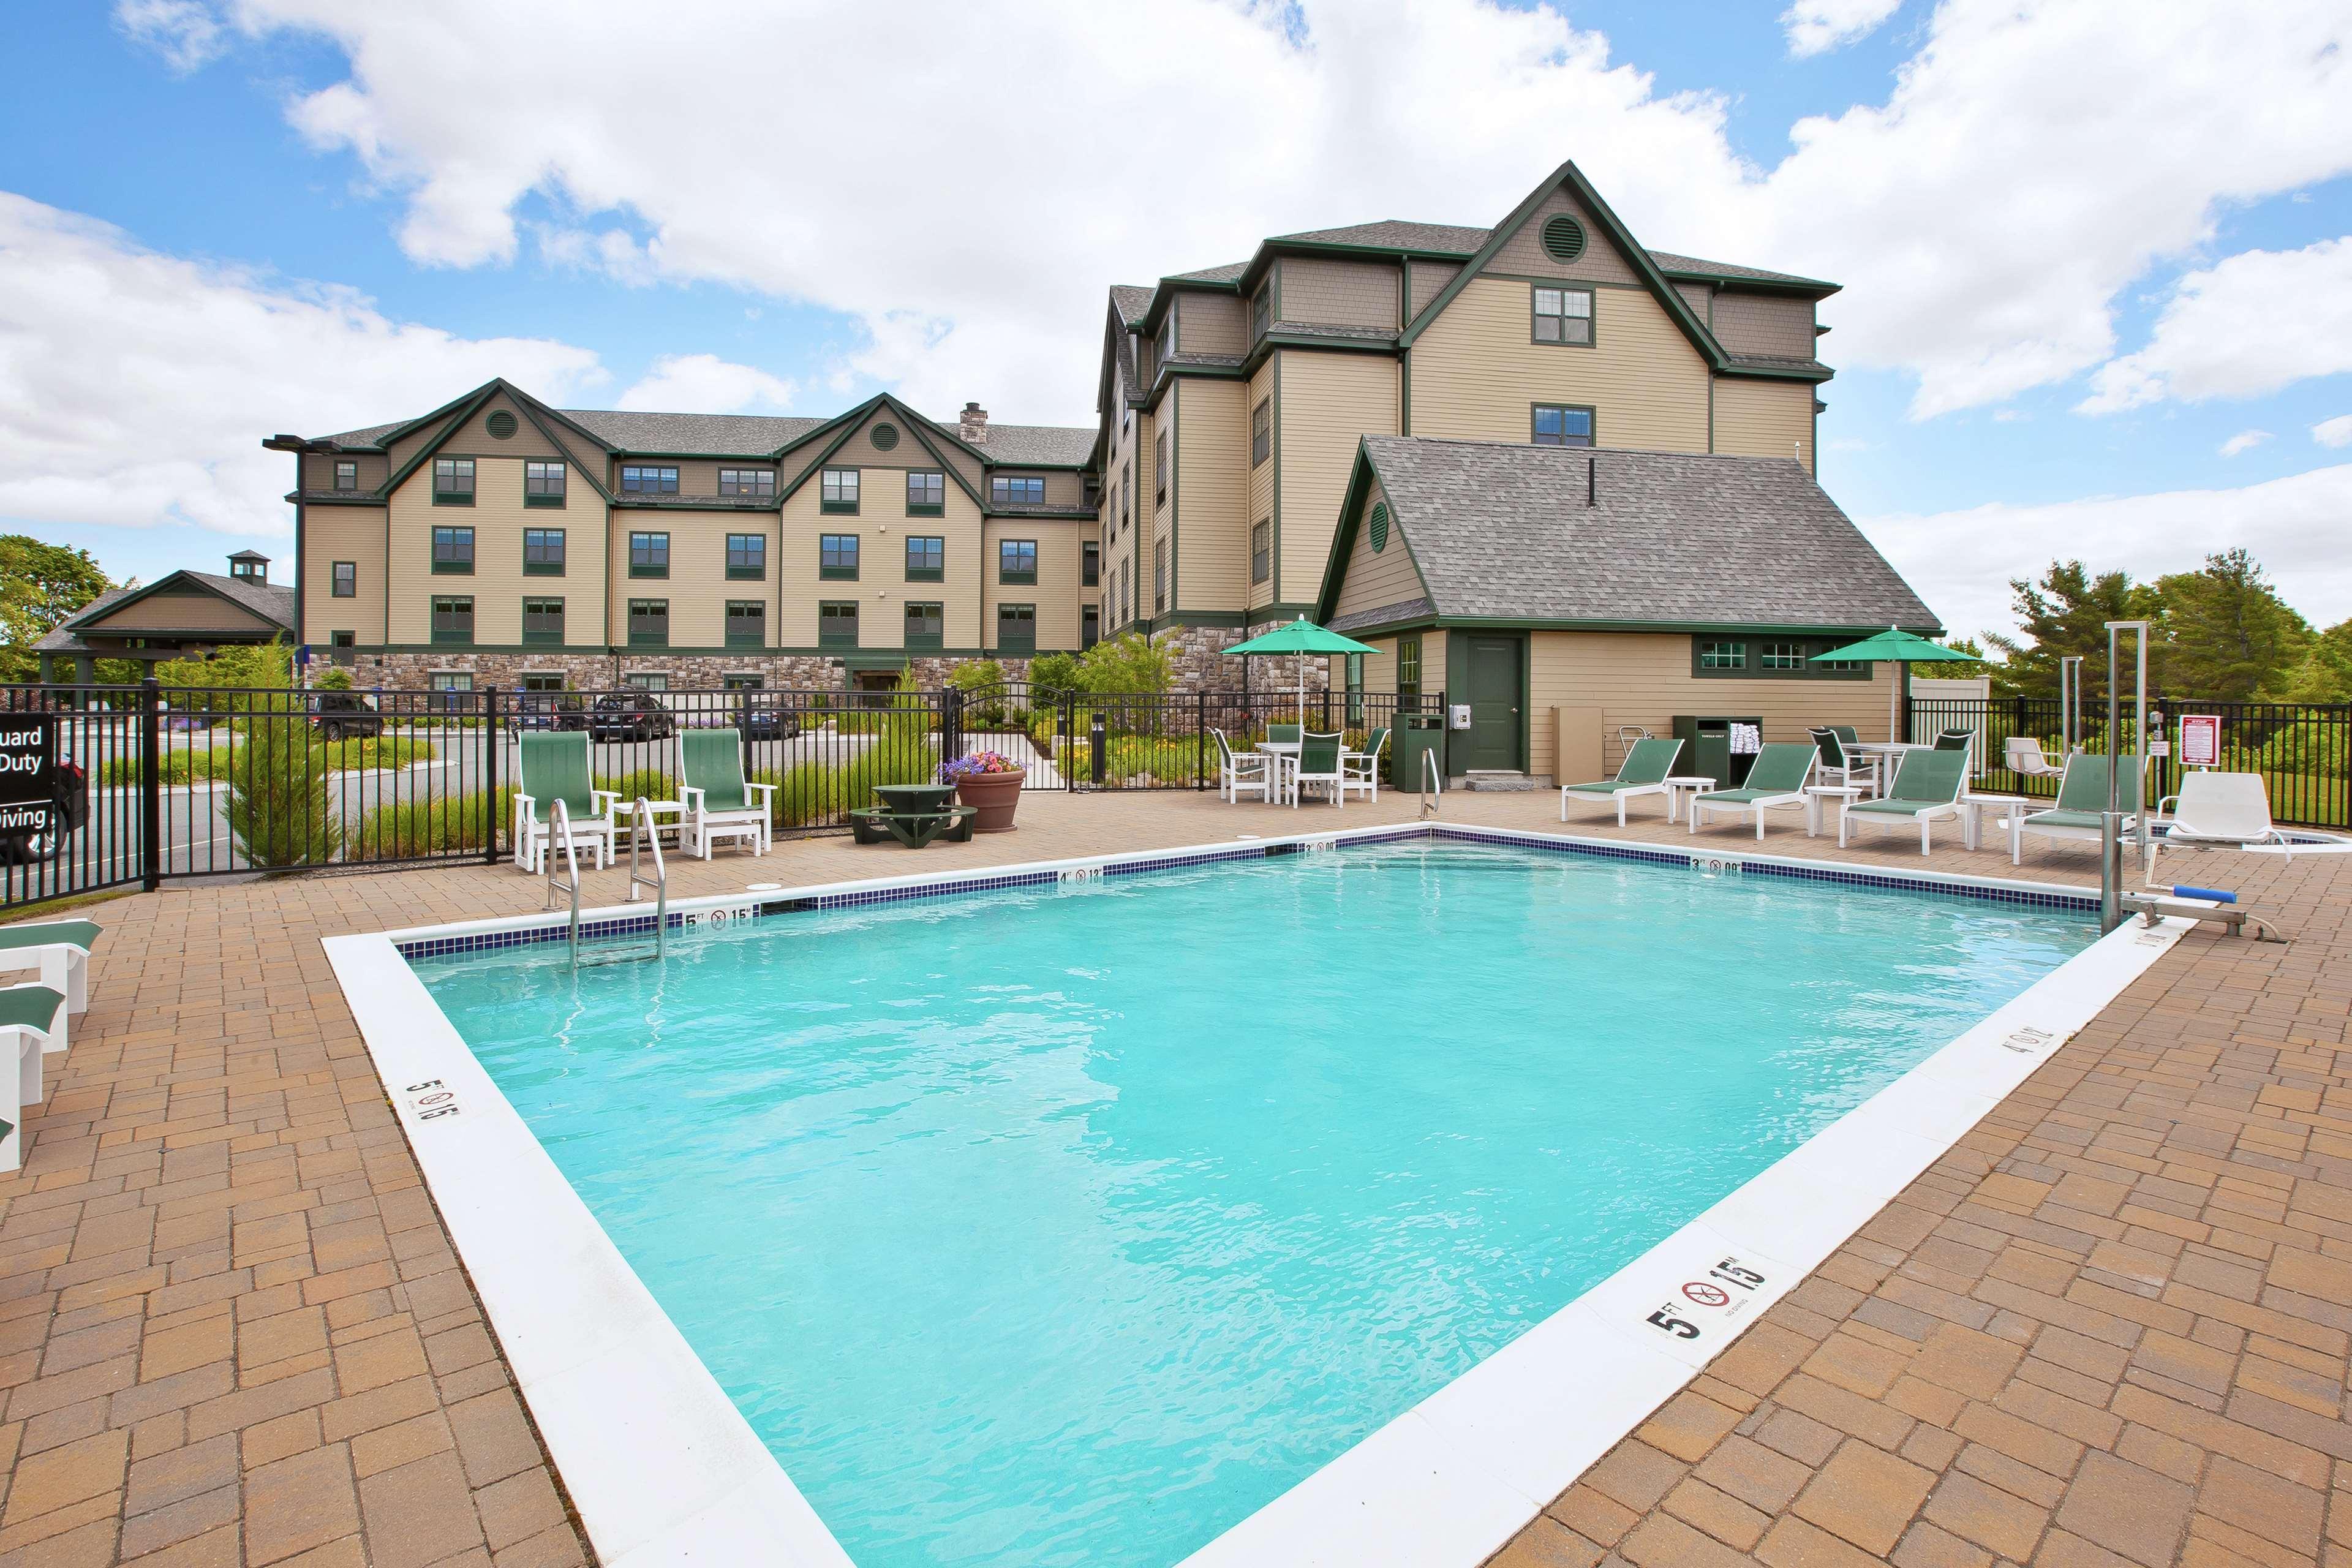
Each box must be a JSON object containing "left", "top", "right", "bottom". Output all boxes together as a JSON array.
[{"left": 1148, "top": 625, "right": 1334, "bottom": 696}]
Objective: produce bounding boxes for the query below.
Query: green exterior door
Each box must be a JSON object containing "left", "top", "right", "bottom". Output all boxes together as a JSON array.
[{"left": 1463, "top": 634, "right": 1523, "bottom": 772}]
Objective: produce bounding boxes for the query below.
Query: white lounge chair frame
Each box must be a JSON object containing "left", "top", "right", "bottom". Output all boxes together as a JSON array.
[
  {"left": 678, "top": 731, "right": 774, "bottom": 860},
  {"left": 1687, "top": 745, "right": 1816, "bottom": 841},
  {"left": 1339, "top": 730, "right": 1388, "bottom": 805},
  {"left": 1290, "top": 732, "right": 1346, "bottom": 809},
  {"left": 0, "top": 924, "right": 92, "bottom": 1017},
  {"left": 1, "top": 984, "right": 62, "bottom": 1173},
  {"left": 1213, "top": 729, "right": 1272, "bottom": 803},
  {"left": 2146, "top": 772, "right": 2293, "bottom": 875}
]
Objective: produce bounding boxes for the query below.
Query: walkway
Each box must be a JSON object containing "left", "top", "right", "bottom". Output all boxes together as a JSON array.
[{"left": 1, "top": 786, "right": 2343, "bottom": 1567}]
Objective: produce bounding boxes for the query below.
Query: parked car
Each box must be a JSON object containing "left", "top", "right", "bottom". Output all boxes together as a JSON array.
[
  {"left": 507, "top": 692, "right": 589, "bottom": 734},
  {"left": 587, "top": 693, "right": 676, "bottom": 743},
  {"left": 309, "top": 690, "right": 385, "bottom": 742},
  {"left": 0, "top": 758, "right": 88, "bottom": 865},
  {"left": 741, "top": 696, "right": 803, "bottom": 741}
]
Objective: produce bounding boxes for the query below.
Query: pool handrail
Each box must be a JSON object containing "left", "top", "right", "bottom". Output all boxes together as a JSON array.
[
  {"left": 545, "top": 797, "right": 583, "bottom": 967},
  {"left": 626, "top": 797, "right": 669, "bottom": 960}
]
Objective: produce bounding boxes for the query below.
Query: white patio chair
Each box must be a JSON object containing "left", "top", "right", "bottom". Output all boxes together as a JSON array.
[
  {"left": 2005, "top": 735, "right": 2060, "bottom": 782},
  {"left": 1212, "top": 728, "right": 1271, "bottom": 803},
  {"left": 1291, "top": 732, "right": 1345, "bottom": 808},
  {"left": 2146, "top": 772, "right": 2293, "bottom": 875},
  {"left": 1, "top": 983, "right": 64, "bottom": 1172},
  {"left": 1340, "top": 727, "right": 1389, "bottom": 805}
]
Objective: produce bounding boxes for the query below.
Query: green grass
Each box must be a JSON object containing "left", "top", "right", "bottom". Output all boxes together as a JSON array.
[
  {"left": 102, "top": 736, "right": 438, "bottom": 786},
  {"left": 757, "top": 734, "right": 938, "bottom": 827},
  {"left": 1056, "top": 733, "right": 1210, "bottom": 787},
  {"left": 346, "top": 786, "right": 514, "bottom": 861}
]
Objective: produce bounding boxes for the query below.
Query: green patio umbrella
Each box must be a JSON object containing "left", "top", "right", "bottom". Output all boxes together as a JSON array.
[
  {"left": 1223, "top": 616, "right": 1376, "bottom": 723},
  {"left": 1811, "top": 625, "right": 1977, "bottom": 741}
]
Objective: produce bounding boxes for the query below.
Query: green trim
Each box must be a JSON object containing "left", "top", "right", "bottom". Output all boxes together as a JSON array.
[
  {"left": 1532, "top": 402, "right": 1597, "bottom": 447},
  {"left": 431, "top": 491, "right": 474, "bottom": 507},
  {"left": 1689, "top": 633, "right": 1872, "bottom": 680},
  {"left": 907, "top": 502, "right": 945, "bottom": 518},
  {"left": 522, "top": 494, "right": 565, "bottom": 510},
  {"left": 725, "top": 568, "right": 766, "bottom": 582},
  {"left": 330, "top": 560, "right": 356, "bottom": 598},
  {"left": 1167, "top": 379, "right": 1180, "bottom": 614},
  {"left": 1270, "top": 352, "right": 1283, "bottom": 603}
]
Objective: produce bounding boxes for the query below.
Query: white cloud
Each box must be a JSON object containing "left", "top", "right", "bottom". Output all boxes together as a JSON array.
[
  {"left": 2078, "top": 238, "right": 2352, "bottom": 413},
  {"left": 1783, "top": 0, "right": 1902, "bottom": 57},
  {"left": 616, "top": 354, "right": 796, "bottom": 414},
  {"left": 1861, "top": 465, "right": 2352, "bottom": 642},
  {"left": 2316, "top": 415, "right": 2352, "bottom": 448},
  {"left": 2218, "top": 429, "right": 2272, "bottom": 458},
  {"left": 0, "top": 191, "right": 606, "bottom": 540},
  {"left": 177, "top": 0, "right": 2351, "bottom": 425},
  {"left": 113, "top": 0, "right": 229, "bottom": 73}
]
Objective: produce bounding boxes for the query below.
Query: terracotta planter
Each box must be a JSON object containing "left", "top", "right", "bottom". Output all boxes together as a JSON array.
[{"left": 954, "top": 768, "right": 1027, "bottom": 832}]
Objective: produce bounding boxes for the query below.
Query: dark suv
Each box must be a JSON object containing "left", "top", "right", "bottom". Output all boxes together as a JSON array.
[
  {"left": 741, "top": 696, "right": 802, "bottom": 741},
  {"left": 0, "top": 758, "right": 88, "bottom": 865},
  {"left": 587, "top": 693, "right": 676, "bottom": 743},
  {"left": 309, "top": 690, "right": 385, "bottom": 742},
  {"left": 508, "top": 692, "right": 589, "bottom": 734}
]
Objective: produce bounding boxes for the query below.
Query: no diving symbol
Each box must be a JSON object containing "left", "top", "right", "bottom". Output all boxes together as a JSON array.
[{"left": 1683, "top": 1281, "right": 1732, "bottom": 1308}]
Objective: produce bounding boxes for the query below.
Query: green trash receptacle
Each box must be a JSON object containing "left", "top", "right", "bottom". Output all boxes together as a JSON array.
[{"left": 1393, "top": 715, "right": 1447, "bottom": 789}]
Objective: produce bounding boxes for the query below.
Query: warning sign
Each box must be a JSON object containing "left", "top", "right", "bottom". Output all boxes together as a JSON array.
[{"left": 2179, "top": 714, "right": 2222, "bottom": 769}]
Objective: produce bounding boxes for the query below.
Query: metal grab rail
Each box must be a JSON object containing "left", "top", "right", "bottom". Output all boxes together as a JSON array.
[
  {"left": 625, "top": 797, "right": 668, "bottom": 960},
  {"left": 545, "top": 798, "right": 583, "bottom": 967},
  {"left": 1420, "top": 747, "right": 1442, "bottom": 820}
]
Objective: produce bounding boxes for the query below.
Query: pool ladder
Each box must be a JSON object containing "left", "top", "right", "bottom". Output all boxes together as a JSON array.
[
  {"left": 623, "top": 797, "right": 668, "bottom": 962},
  {"left": 1419, "top": 747, "right": 1442, "bottom": 820},
  {"left": 542, "top": 797, "right": 667, "bottom": 969},
  {"left": 545, "top": 798, "right": 584, "bottom": 967}
]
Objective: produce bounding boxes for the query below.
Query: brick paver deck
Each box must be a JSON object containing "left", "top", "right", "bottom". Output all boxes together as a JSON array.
[{"left": 1, "top": 785, "right": 2342, "bottom": 1566}]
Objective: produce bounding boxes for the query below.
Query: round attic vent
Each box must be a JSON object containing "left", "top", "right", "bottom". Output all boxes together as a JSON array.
[
  {"left": 485, "top": 410, "right": 518, "bottom": 439},
  {"left": 1368, "top": 501, "right": 1390, "bottom": 553},
  {"left": 872, "top": 422, "right": 900, "bottom": 451},
  {"left": 1541, "top": 214, "right": 1586, "bottom": 264}
]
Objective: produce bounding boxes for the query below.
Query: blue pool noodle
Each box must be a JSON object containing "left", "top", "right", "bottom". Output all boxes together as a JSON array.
[{"left": 2163, "top": 884, "right": 2237, "bottom": 904}]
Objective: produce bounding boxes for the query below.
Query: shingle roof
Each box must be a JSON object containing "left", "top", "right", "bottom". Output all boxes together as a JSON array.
[
  {"left": 936, "top": 420, "right": 1095, "bottom": 466},
  {"left": 1273, "top": 322, "right": 1396, "bottom": 344},
  {"left": 39, "top": 572, "right": 296, "bottom": 652},
  {"left": 1275, "top": 219, "right": 1491, "bottom": 254},
  {"left": 1111, "top": 285, "right": 1155, "bottom": 325},
  {"left": 556, "top": 410, "right": 827, "bottom": 455},
  {"left": 1341, "top": 437, "right": 1936, "bottom": 632},
  {"left": 318, "top": 420, "right": 405, "bottom": 448},
  {"left": 1167, "top": 261, "right": 1248, "bottom": 284},
  {"left": 1646, "top": 251, "right": 1834, "bottom": 289}
]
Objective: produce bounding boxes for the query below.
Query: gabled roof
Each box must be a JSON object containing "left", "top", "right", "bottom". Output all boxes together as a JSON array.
[
  {"left": 1319, "top": 437, "right": 1938, "bottom": 635},
  {"left": 947, "top": 421, "right": 1095, "bottom": 466},
  {"left": 558, "top": 410, "right": 826, "bottom": 456},
  {"left": 1273, "top": 219, "right": 1491, "bottom": 253},
  {"left": 1166, "top": 261, "right": 1248, "bottom": 285},
  {"left": 1111, "top": 285, "right": 1155, "bottom": 326},
  {"left": 39, "top": 570, "right": 296, "bottom": 651}
]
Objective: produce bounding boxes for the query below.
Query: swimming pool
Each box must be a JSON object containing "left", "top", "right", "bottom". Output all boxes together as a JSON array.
[{"left": 400, "top": 834, "right": 2098, "bottom": 1567}]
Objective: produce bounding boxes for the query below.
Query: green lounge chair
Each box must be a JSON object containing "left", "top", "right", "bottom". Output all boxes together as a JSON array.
[
  {"left": 678, "top": 729, "right": 775, "bottom": 859},
  {"left": 2011, "top": 753, "right": 2142, "bottom": 866},
  {"left": 1559, "top": 736, "right": 1683, "bottom": 826},
  {"left": 1839, "top": 748, "right": 1969, "bottom": 855},
  {"left": 513, "top": 731, "right": 620, "bottom": 874},
  {"left": 0, "top": 918, "right": 98, "bottom": 1018},
  {"left": 1, "top": 984, "right": 64, "bottom": 1172},
  {"left": 1687, "top": 742, "right": 1816, "bottom": 840}
]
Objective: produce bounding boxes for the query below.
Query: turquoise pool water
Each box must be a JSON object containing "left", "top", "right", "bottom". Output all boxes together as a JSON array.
[{"left": 415, "top": 840, "right": 2090, "bottom": 1567}]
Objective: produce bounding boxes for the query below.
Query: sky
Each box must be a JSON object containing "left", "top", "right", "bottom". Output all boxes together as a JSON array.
[{"left": 2, "top": 0, "right": 2349, "bottom": 649}]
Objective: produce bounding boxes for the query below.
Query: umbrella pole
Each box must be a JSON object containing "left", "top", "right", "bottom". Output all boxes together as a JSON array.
[{"left": 1888, "top": 659, "right": 1902, "bottom": 742}]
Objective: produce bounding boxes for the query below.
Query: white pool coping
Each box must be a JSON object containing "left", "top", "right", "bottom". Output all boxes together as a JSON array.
[{"left": 323, "top": 823, "right": 2190, "bottom": 1568}]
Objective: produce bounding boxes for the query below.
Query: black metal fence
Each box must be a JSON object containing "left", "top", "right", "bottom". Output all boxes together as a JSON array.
[
  {"left": 1908, "top": 695, "right": 2352, "bottom": 828},
  {"left": 0, "top": 680, "right": 1441, "bottom": 910}
]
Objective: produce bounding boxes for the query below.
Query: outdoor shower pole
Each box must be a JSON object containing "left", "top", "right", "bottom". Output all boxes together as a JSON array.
[
  {"left": 2098, "top": 621, "right": 2150, "bottom": 933},
  {"left": 2059, "top": 655, "right": 2082, "bottom": 753}
]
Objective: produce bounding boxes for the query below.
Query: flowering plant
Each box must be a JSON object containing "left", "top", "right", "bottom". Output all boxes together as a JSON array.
[{"left": 940, "top": 750, "right": 1022, "bottom": 783}]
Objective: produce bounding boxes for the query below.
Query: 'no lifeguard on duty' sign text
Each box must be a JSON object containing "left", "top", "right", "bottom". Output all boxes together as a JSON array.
[{"left": 0, "top": 717, "right": 55, "bottom": 844}]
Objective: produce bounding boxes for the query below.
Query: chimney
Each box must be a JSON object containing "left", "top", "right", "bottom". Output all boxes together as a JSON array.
[{"left": 959, "top": 401, "right": 989, "bottom": 443}]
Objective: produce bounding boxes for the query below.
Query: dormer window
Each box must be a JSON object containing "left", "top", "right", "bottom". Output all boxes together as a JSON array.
[
  {"left": 620, "top": 465, "right": 679, "bottom": 494},
  {"left": 718, "top": 468, "right": 774, "bottom": 499},
  {"left": 333, "top": 460, "right": 358, "bottom": 491}
]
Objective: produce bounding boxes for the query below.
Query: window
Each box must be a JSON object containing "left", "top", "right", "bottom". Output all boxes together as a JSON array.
[
  {"left": 1251, "top": 521, "right": 1270, "bottom": 585},
  {"left": 1346, "top": 652, "right": 1365, "bottom": 725},
  {"left": 628, "top": 598, "right": 668, "bottom": 648},
  {"left": 428, "top": 671, "right": 473, "bottom": 711},
  {"left": 1121, "top": 461, "right": 1132, "bottom": 526},
  {"left": 524, "top": 461, "right": 566, "bottom": 507},
  {"left": 432, "top": 458, "right": 474, "bottom": 505},
  {"left": 907, "top": 471, "right": 944, "bottom": 515},
  {"left": 431, "top": 526, "right": 473, "bottom": 574},
  {"left": 333, "top": 460, "right": 358, "bottom": 491},
  {"left": 725, "top": 600, "right": 765, "bottom": 650},
  {"left": 904, "top": 601, "right": 944, "bottom": 652},
  {"left": 625, "top": 671, "right": 668, "bottom": 692},
  {"left": 722, "top": 673, "right": 763, "bottom": 691},
  {"left": 331, "top": 561, "right": 356, "bottom": 598},
  {"left": 905, "top": 535, "right": 944, "bottom": 581},
  {"left": 629, "top": 532, "right": 669, "bottom": 578},
  {"left": 430, "top": 595, "right": 473, "bottom": 646},
  {"left": 820, "top": 533, "right": 859, "bottom": 579},
  {"left": 1692, "top": 636, "right": 1870, "bottom": 679},
  {"left": 1252, "top": 281, "right": 1272, "bottom": 340},
  {"left": 991, "top": 475, "right": 1046, "bottom": 506},
  {"left": 818, "top": 601, "right": 858, "bottom": 649},
  {"left": 725, "top": 533, "right": 766, "bottom": 580},
  {"left": 1532, "top": 404, "right": 1596, "bottom": 447},
  {"left": 330, "top": 630, "right": 355, "bottom": 651},
  {"left": 1081, "top": 540, "right": 1099, "bottom": 587},
  {"left": 1398, "top": 634, "right": 1422, "bottom": 709},
  {"left": 1155, "top": 430, "right": 1169, "bottom": 499},
  {"left": 521, "top": 673, "right": 565, "bottom": 692},
  {"left": 998, "top": 538, "right": 1037, "bottom": 584},
  {"left": 524, "top": 527, "right": 566, "bottom": 575},
  {"left": 821, "top": 468, "right": 859, "bottom": 513},
  {"left": 1081, "top": 605, "right": 1099, "bottom": 650},
  {"left": 1532, "top": 285, "right": 1594, "bottom": 346},
  {"left": 718, "top": 467, "right": 774, "bottom": 499},
  {"left": 521, "top": 597, "right": 565, "bottom": 646},
  {"left": 1252, "top": 398, "right": 1271, "bottom": 466},
  {"left": 1153, "top": 539, "right": 1167, "bottom": 614},
  {"left": 997, "top": 603, "right": 1036, "bottom": 654},
  {"left": 620, "top": 465, "right": 679, "bottom": 494}
]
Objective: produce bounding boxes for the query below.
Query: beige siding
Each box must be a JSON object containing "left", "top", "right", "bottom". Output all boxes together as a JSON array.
[
  {"left": 1178, "top": 293, "right": 1248, "bottom": 356},
  {"left": 1245, "top": 360, "right": 1278, "bottom": 614},
  {"left": 982, "top": 519, "right": 1082, "bottom": 652},
  {"left": 303, "top": 508, "right": 388, "bottom": 645},
  {"left": 779, "top": 468, "right": 984, "bottom": 649},
  {"left": 601, "top": 510, "right": 771, "bottom": 650},
  {"left": 1409, "top": 276, "right": 1709, "bottom": 453},
  {"left": 1485, "top": 187, "right": 1640, "bottom": 286},
  {"left": 1407, "top": 260, "right": 1462, "bottom": 323},
  {"left": 1711, "top": 291, "right": 1816, "bottom": 360},
  {"left": 1328, "top": 480, "right": 1423, "bottom": 624},
  {"left": 925, "top": 428, "right": 987, "bottom": 496},
  {"left": 1281, "top": 258, "right": 1401, "bottom": 330},
  {"left": 92, "top": 590, "right": 277, "bottom": 636},
  {"left": 1526, "top": 631, "right": 1891, "bottom": 783},
  {"left": 390, "top": 456, "right": 608, "bottom": 646},
  {"left": 302, "top": 452, "right": 390, "bottom": 491},
  {"left": 818, "top": 409, "right": 924, "bottom": 474},
  {"left": 1276, "top": 350, "right": 1398, "bottom": 603},
  {"left": 1175, "top": 377, "right": 1248, "bottom": 613},
  {"left": 1419, "top": 629, "right": 1446, "bottom": 698},
  {"left": 1713, "top": 378, "right": 1816, "bottom": 473}
]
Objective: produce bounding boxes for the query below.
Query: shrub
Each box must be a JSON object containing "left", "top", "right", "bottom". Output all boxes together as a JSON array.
[
  {"left": 226, "top": 710, "right": 341, "bottom": 866},
  {"left": 1077, "top": 632, "right": 1178, "bottom": 695},
  {"left": 313, "top": 666, "right": 355, "bottom": 691},
  {"left": 1027, "top": 650, "right": 1083, "bottom": 707},
  {"left": 349, "top": 787, "right": 514, "bottom": 861},
  {"left": 756, "top": 734, "right": 938, "bottom": 829}
]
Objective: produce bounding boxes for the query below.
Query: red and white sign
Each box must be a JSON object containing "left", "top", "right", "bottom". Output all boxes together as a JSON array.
[{"left": 2179, "top": 714, "right": 2222, "bottom": 769}]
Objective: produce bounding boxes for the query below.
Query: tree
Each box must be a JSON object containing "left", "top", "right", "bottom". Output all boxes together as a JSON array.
[
  {"left": 1025, "top": 651, "right": 1084, "bottom": 707},
  {"left": 2150, "top": 549, "right": 2311, "bottom": 701},
  {"left": 2272, "top": 617, "right": 2352, "bottom": 703},
  {"left": 0, "top": 535, "right": 115, "bottom": 683},
  {"left": 1077, "top": 632, "right": 1178, "bottom": 695},
  {"left": 1925, "top": 636, "right": 1998, "bottom": 681},
  {"left": 1981, "top": 560, "right": 2160, "bottom": 699}
]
